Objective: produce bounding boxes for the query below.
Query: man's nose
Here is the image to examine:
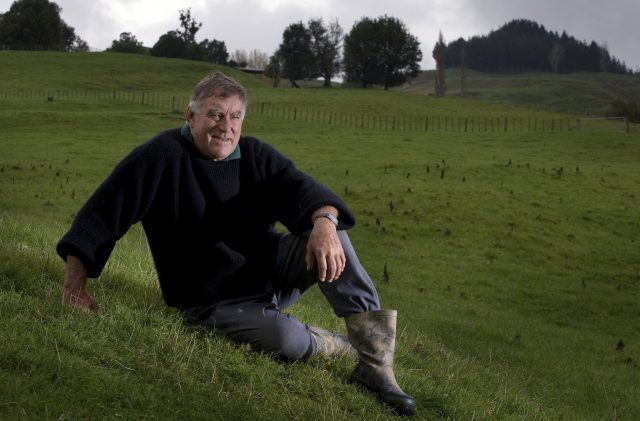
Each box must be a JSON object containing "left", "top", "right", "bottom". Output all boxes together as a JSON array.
[{"left": 218, "top": 114, "right": 232, "bottom": 131}]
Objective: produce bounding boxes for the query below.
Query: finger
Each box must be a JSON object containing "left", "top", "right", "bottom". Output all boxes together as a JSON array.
[
  {"left": 316, "top": 252, "right": 327, "bottom": 282},
  {"left": 305, "top": 248, "right": 314, "bottom": 271},
  {"left": 332, "top": 247, "right": 345, "bottom": 280},
  {"left": 336, "top": 256, "right": 344, "bottom": 279},
  {"left": 325, "top": 256, "right": 336, "bottom": 282}
]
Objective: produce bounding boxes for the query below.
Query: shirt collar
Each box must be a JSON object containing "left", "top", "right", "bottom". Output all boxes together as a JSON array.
[{"left": 180, "top": 123, "right": 241, "bottom": 161}]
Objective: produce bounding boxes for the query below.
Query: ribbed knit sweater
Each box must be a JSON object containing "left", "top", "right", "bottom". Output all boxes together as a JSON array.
[{"left": 57, "top": 128, "right": 354, "bottom": 308}]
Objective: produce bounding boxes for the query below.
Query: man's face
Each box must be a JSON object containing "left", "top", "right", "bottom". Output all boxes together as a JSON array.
[{"left": 185, "top": 94, "right": 245, "bottom": 160}]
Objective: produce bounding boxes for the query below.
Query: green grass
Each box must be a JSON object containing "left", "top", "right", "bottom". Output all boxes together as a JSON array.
[
  {"left": 396, "top": 68, "right": 640, "bottom": 116},
  {"left": 1, "top": 52, "right": 639, "bottom": 420}
]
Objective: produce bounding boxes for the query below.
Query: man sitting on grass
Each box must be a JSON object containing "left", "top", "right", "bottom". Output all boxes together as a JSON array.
[{"left": 58, "top": 71, "right": 415, "bottom": 415}]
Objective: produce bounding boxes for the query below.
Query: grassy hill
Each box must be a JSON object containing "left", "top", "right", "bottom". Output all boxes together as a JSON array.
[
  {"left": 395, "top": 68, "right": 640, "bottom": 116},
  {"left": 1, "top": 51, "right": 639, "bottom": 420}
]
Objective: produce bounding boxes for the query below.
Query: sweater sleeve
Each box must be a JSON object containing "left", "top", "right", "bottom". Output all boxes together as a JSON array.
[
  {"left": 56, "top": 137, "right": 169, "bottom": 278},
  {"left": 246, "top": 137, "right": 355, "bottom": 234}
]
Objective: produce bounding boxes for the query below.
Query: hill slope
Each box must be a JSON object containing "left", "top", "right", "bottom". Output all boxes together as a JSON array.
[
  {"left": 0, "top": 51, "right": 266, "bottom": 92},
  {"left": 1, "top": 51, "right": 639, "bottom": 420},
  {"left": 395, "top": 68, "right": 640, "bottom": 116}
]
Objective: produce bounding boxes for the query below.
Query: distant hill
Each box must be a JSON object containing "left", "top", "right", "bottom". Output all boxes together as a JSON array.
[
  {"left": 0, "top": 51, "right": 266, "bottom": 92},
  {"left": 394, "top": 68, "right": 640, "bottom": 116},
  {"left": 443, "top": 19, "right": 633, "bottom": 75}
]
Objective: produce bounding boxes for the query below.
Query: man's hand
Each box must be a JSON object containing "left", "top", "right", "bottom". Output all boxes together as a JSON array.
[
  {"left": 305, "top": 209, "right": 345, "bottom": 282},
  {"left": 61, "top": 255, "right": 100, "bottom": 314}
]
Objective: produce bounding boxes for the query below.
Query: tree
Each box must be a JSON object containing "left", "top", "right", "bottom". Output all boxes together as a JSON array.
[
  {"left": 432, "top": 31, "right": 446, "bottom": 97},
  {"left": 442, "top": 19, "right": 633, "bottom": 75},
  {"left": 308, "top": 18, "right": 342, "bottom": 87},
  {"left": 459, "top": 38, "right": 467, "bottom": 95},
  {"left": 230, "top": 49, "right": 249, "bottom": 67},
  {"left": 177, "top": 8, "right": 201, "bottom": 44},
  {"left": 0, "top": 0, "right": 86, "bottom": 51},
  {"left": 108, "top": 32, "right": 146, "bottom": 54},
  {"left": 344, "top": 16, "right": 422, "bottom": 90},
  {"left": 230, "top": 48, "right": 268, "bottom": 69},
  {"left": 343, "top": 17, "right": 380, "bottom": 88},
  {"left": 151, "top": 9, "right": 204, "bottom": 60},
  {"left": 599, "top": 43, "right": 611, "bottom": 72},
  {"left": 606, "top": 99, "right": 639, "bottom": 123},
  {"left": 277, "top": 22, "right": 316, "bottom": 87},
  {"left": 68, "top": 34, "right": 88, "bottom": 52},
  {"left": 247, "top": 49, "right": 269, "bottom": 69},
  {"left": 548, "top": 43, "right": 564, "bottom": 73},
  {"left": 200, "top": 38, "right": 228, "bottom": 64},
  {"left": 264, "top": 52, "right": 283, "bottom": 87},
  {"left": 151, "top": 31, "right": 189, "bottom": 59},
  {"left": 376, "top": 16, "right": 421, "bottom": 90}
]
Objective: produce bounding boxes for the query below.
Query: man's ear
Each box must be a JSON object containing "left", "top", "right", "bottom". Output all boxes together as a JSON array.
[{"left": 185, "top": 107, "right": 195, "bottom": 125}]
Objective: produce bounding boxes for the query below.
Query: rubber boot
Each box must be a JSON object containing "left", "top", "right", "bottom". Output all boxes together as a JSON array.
[
  {"left": 309, "top": 325, "right": 357, "bottom": 357},
  {"left": 345, "top": 310, "right": 416, "bottom": 415}
]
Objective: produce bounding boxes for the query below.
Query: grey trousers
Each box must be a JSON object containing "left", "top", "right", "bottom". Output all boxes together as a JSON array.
[{"left": 185, "top": 231, "right": 380, "bottom": 361}]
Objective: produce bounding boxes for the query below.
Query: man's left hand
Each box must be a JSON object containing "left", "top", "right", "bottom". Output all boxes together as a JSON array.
[{"left": 305, "top": 217, "right": 345, "bottom": 282}]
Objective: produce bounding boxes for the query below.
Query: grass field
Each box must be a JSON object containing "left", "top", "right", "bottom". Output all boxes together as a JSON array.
[
  {"left": 396, "top": 68, "right": 640, "bottom": 117},
  {"left": 1, "top": 51, "right": 639, "bottom": 420}
]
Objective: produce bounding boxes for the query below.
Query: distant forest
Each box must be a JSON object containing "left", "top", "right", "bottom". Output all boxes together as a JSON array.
[{"left": 443, "top": 19, "right": 634, "bottom": 74}]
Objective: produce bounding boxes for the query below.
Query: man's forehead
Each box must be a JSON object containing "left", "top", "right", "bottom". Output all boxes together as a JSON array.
[{"left": 202, "top": 94, "right": 244, "bottom": 108}]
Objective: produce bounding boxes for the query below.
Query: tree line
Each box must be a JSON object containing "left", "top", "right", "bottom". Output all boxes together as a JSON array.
[
  {"left": 131, "top": 10, "right": 423, "bottom": 90},
  {"left": 264, "top": 16, "right": 422, "bottom": 89},
  {"left": 0, "top": 0, "right": 422, "bottom": 90},
  {"left": 2, "top": 1, "right": 637, "bottom": 92},
  {"left": 441, "top": 19, "right": 634, "bottom": 75},
  {"left": 0, "top": 0, "right": 87, "bottom": 51}
]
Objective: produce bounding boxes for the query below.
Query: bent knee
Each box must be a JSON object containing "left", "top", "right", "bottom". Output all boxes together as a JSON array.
[{"left": 268, "top": 322, "right": 313, "bottom": 361}]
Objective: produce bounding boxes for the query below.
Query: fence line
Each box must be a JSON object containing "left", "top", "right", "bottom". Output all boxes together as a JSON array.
[
  {"left": 2, "top": 88, "right": 636, "bottom": 133},
  {"left": 246, "top": 100, "right": 589, "bottom": 133}
]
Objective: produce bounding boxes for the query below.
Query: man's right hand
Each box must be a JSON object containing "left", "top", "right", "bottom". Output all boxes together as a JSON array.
[{"left": 61, "top": 255, "right": 100, "bottom": 314}]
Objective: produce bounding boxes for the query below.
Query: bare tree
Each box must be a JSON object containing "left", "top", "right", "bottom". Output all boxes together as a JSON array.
[
  {"left": 231, "top": 49, "right": 249, "bottom": 67},
  {"left": 549, "top": 43, "right": 564, "bottom": 73},
  {"left": 249, "top": 49, "right": 269, "bottom": 69}
]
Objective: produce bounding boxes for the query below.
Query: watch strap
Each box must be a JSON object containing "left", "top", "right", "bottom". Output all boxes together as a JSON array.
[{"left": 313, "top": 212, "right": 339, "bottom": 226}]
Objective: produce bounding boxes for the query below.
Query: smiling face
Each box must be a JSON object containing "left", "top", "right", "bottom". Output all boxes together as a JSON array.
[{"left": 185, "top": 94, "right": 245, "bottom": 160}]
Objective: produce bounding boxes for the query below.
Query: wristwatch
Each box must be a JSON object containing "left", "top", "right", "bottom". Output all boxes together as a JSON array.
[{"left": 313, "top": 212, "right": 339, "bottom": 226}]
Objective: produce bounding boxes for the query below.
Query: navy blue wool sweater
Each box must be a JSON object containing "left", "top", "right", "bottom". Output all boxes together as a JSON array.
[{"left": 57, "top": 128, "right": 354, "bottom": 309}]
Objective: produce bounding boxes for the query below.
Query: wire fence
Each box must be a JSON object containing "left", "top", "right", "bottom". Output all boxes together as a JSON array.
[
  {"left": 2, "top": 88, "right": 637, "bottom": 133},
  {"left": 251, "top": 101, "right": 585, "bottom": 133}
]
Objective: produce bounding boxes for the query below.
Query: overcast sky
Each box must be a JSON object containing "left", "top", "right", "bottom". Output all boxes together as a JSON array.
[{"left": 1, "top": 0, "right": 638, "bottom": 71}]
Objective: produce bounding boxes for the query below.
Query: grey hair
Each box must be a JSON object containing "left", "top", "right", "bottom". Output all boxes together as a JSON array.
[{"left": 188, "top": 71, "right": 248, "bottom": 114}]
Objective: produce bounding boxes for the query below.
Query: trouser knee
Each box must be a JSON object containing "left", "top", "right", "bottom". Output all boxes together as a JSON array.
[
  {"left": 206, "top": 304, "right": 315, "bottom": 362},
  {"left": 267, "top": 320, "right": 315, "bottom": 361}
]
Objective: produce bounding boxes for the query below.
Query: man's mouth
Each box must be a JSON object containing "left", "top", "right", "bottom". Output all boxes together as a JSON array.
[{"left": 211, "top": 134, "right": 231, "bottom": 142}]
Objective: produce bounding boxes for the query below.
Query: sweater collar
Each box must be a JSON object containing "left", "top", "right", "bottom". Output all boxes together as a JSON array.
[{"left": 180, "top": 123, "right": 241, "bottom": 161}]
